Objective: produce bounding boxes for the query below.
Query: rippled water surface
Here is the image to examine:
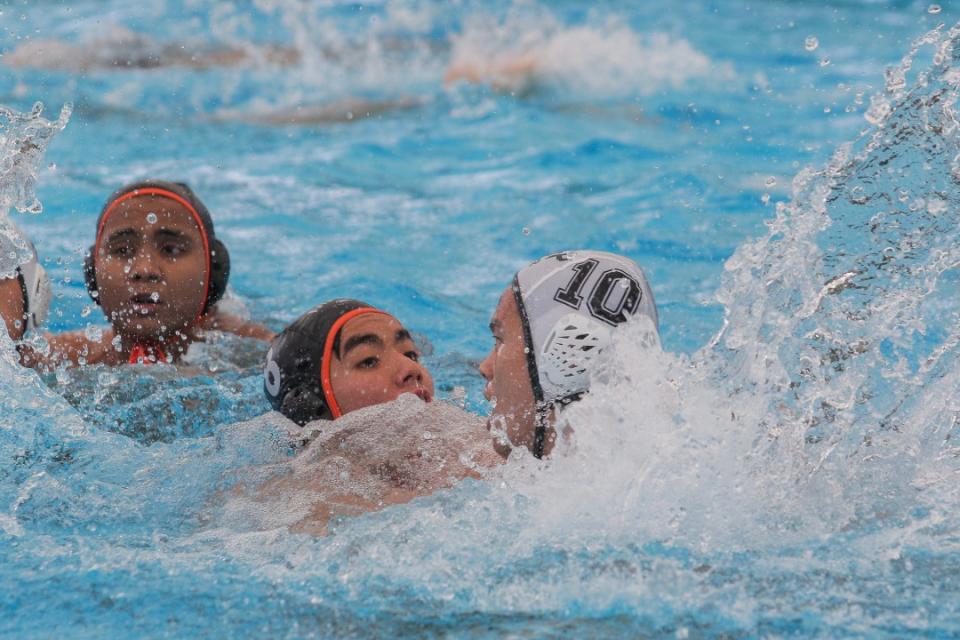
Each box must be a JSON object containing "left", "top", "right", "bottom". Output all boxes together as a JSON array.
[{"left": 2, "top": 1, "right": 960, "bottom": 637}]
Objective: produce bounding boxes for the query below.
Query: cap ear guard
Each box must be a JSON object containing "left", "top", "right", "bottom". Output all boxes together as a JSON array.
[
  {"left": 83, "top": 245, "right": 99, "bottom": 305},
  {"left": 279, "top": 385, "right": 331, "bottom": 426},
  {"left": 4, "top": 229, "right": 52, "bottom": 334},
  {"left": 264, "top": 345, "right": 332, "bottom": 425},
  {"left": 204, "top": 237, "right": 230, "bottom": 314},
  {"left": 22, "top": 262, "right": 51, "bottom": 332}
]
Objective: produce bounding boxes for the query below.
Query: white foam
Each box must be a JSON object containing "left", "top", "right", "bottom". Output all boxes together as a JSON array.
[
  {"left": 220, "top": 396, "right": 499, "bottom": 534},
  {"left": 446, "top": 9, "right": 731, "bottom": 96}
]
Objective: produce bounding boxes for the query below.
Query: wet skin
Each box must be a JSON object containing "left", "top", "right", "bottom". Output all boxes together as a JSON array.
[
  {"left": 328, "top": 313, "right": 434, "bottom": 416},
  {"left": 479, "top": 287, "right": 557, "bottom": 458},
  {"left": 0, "top": 276, "right": 25, "bottom": 341}
]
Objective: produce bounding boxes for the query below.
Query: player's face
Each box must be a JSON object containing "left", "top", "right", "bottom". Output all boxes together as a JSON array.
[
  {"left": 328, "top": 313, "right": 434, "bottom": 416},
  {"left": 478, "top": 288, "right": 537, "bottom": 457},
  {"left": 95, "top": 196, "right": 209, "bottom": 341}
]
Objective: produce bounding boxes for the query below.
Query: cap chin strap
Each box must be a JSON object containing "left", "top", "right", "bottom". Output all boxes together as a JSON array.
[
  {"left": 531, "top": 391, "right": 583, "bottom": 459},
  {"left": 532, "top": 405, "right": 548, "bottom": 459},
  {"left": 512, "top": 275, "right": 549, "bottom": 459}
]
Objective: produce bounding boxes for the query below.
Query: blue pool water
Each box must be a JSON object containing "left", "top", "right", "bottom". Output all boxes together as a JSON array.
[{"left": 2, "top": 0, "right": 960, "bottom": 636}]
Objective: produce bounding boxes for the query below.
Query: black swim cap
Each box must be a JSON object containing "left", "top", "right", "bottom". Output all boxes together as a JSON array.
[{"left": 263, "top": 299, "right": 389, "bottom": 425}]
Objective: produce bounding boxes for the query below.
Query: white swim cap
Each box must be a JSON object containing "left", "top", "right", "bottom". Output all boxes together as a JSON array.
[
  {"left": 0, "top": 223, "right": 50, "bottom": 333},
  {"left": 512, "top": 250, "right": 658, "bottom": 406}
]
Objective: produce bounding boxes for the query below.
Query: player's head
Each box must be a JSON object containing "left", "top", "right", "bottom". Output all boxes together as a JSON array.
[
  {"left": 264, "top": 299, "right": 434, "bottom": 425},
  {"left": 479, "top": 251, "right": 657, "bottom": 458},
  {"left": 83, "top": 180, "right": 230, "bottom": 344}
]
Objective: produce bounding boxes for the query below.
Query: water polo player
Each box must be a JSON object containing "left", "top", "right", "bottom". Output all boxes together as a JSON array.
[
  {"left": 479, "top": 251, "right": 659, "bottom": 459},
  {"left": 264, "top": 299, "right": 434, "bottom": 425},
  {"left": 0, "top": 223, "right": 50, "bottom": 342},
  {"left": 41, "top": 180, "right": 272, "bottom": 367}
]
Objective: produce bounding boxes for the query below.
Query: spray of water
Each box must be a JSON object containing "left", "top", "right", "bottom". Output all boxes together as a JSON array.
[
  {"left": 201, "top": 22, "right": 960, "bottom": 631},
  {"left": 4, "top": 12, "right": 960, "bottom": 636},
  {"left": 0, "top": 102, "right": 69, "bottom": 278}
]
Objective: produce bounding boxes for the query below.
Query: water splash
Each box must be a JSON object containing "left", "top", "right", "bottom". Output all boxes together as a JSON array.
[
  {"left": 227, "top": 20, "right": 960, "bottom": 633},
  {"left": 4, "top": 9, "right": 960, "bottom": 637},
  {"left": 0, "top": 102, "right": 69, "bottom": 278}
]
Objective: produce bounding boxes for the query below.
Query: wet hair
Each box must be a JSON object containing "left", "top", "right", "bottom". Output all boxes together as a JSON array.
[
  {"left": 82, "top": 179, "right": 231, "bottom": 317},
  {"left": 263, "top": 299, "right": 390, "bottom": 425}
]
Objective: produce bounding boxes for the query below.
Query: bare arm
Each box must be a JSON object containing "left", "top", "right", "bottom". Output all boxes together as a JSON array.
[{"left": 20, "top": 328, "right": 116, "bottom": 370}]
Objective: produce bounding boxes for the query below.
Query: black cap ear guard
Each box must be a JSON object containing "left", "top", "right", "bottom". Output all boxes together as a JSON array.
[
  {"left": 264, "top": 342, "right": 334, "bottom": 426},
  {"left": 206, "top": 237, "right": 230, "bottom": 313}
]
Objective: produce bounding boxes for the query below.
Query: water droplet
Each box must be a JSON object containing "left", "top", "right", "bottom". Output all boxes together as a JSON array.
[
  {"left": 927, "top": 197, "right": 947, "bottom": 215},
  {"left": 761, "top": 193, "right": 771, "bottom": 205},
  {"left": 824, "top": 106, "right": 832, "bottom": 113},
  {"left": 150, "top": 292, "right": 159, "bottom": 302},
  {"left": 819, "top": 57, "right": 831, "bottom": 67},
  {"left": 123, "top": 265, "right": 131, "bottom": 274},
  {"left": 521, "top": 227, "right": 531, "bottom": 236},
  {"left": 84, "top": 325, "right": 103, "bottom": 342},
  {"left": 523, "top": 347, "right": 530, "bottom": 354},
  {"left": 805, "top": 36, "right": 819, "bottom": 52},
  {"left": 765, "top": 176, "right": 777, "bottom": 187},
  {"left": 849, "top": 186, "right": 870, "bottom": 205},
  {"left": 80, "top": 305, "right": 92, "bottom": 318},
  {"left": 111, "top": 335, "right": 122, "bottom": 351},
  {"left": 928, "top": 4, "right": 942, "bottom": 14},
  {"left": 146, "top": 212, "right": 157, "bottom": 224}
]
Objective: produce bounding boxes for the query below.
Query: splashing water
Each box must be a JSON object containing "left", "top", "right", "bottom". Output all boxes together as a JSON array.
[
  {"left": 5, "top": 5, "right": 960, "bottom": 637},
  {"left": 230, "top": 21, "right": 960, "bottom": 634},
  {"left": 0, "top": 103, "right": 69, "bottom": 278}
]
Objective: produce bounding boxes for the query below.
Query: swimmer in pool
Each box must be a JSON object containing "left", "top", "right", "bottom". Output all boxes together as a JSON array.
[
  {"left": 480, "top": 250, "right": 659, "bottom": 458},
  {"left": 32, "top": 180, "right": 273, "bottom": 368},
  {"left": 0, "top": 224, "right": 51, "bottom": 342},
  {"left": 263, "top": 299, "right": 434, "bottom": 424},
  {"left": 251, "top": 299, "right": 498, "bottom": 535},
  {"left": 247, "top": 255, "right": 657, "bottom": 533}
]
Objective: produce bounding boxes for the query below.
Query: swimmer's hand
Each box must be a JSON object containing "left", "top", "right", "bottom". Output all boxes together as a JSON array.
[{"left": 199, "top": 307, "right": 276, "bottom": 342}]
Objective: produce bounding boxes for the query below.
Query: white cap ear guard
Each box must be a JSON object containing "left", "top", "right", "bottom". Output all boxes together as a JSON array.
[
  {"left": 0, "top": 222, "right": 50, "bottom": 333},
  {"left": 18, "top": 248, "right": 50, "bottom": 332},
  {"left": 513, "top": 250, "right": 658, "bottom": 405}
]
